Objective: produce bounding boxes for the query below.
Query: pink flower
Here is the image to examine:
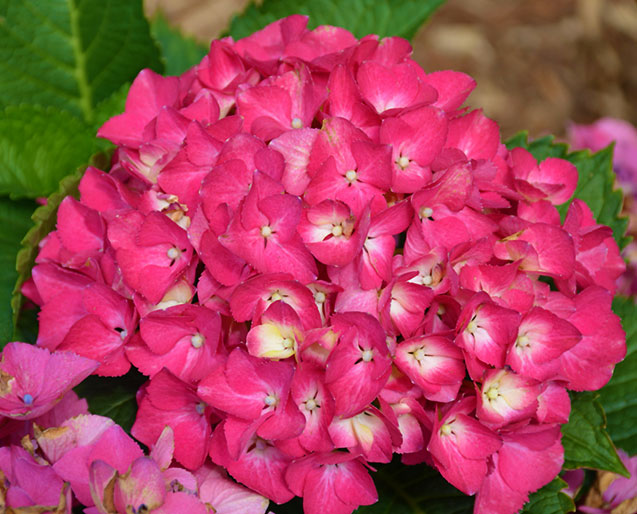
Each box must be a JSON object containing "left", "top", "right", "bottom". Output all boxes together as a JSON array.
[
  {"left": 0, "top": 444, "right": 71, "bottom": 513},
  {"left": 0, "top": 343, "right": 97, "bottom": 419},
  {"left": 131, "top": 369, "right": 213, "bottom": 470},
  {"left": 285, "top": 452, "right": 377, "bottom": 514},
  {"left": 20, "top": 15, "right": 629, "bottom": 514},
  {"left": 569, "top": 117, "right": 637, "bottom": 192},
  {"left": 428, "top": 397, "right": 502, "bottom": 495}
]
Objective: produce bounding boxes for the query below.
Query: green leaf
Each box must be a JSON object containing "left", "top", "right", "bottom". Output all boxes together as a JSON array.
[
  {"left": 11, "top": 150, "right": 111, "bottom": 332},
  {"left": 228, "top": 0, "right": 446, "bottom": 41},
  {"left": 561, "top": 392, "right": 628, "bottom": 476},
  {"left": 150, "top": 12, "right": 208, "bottom": 76},
  {"left": 519, "top": 477, "right": 575, "bottom": 514},
  {"left": 0, "top": 0, "right": 162, "bottom": 123},
  {"left": 0, "top": 197, "right": 36, "bottom": 347},
  {"left": 73, "top": 368, "right": 146, "bottom": 432},
  {"left": 598, "top": 296, "right": 637, "bottom": 454},
  {"left": 0, "top": 104, "right": 105, "bottom": 198},
  {"left": 505, "top": 132, "right": 629, "bottom": 249},
  {"left": 355, "top": 458, "right": 474, "bottom": 514}
]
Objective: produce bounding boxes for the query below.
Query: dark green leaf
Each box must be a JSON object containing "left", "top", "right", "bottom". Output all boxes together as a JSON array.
[
  {"left": 355, "top": 457, "right": 474, "bottom": 514},
  {"left": 11, "top": 151, "right": 111, "bottom": 332},
  {"left": 598, "top": 297, "right": 637, "bottom": 454},
  {"left": 0, "top": 197, "right": 36, "bottom": 346},
  {"left": 0, "top": 104, "right": 104, "bottom": 198},
  {"left": 228, "top": 0, "right": 446, "bottom": 41},
  {"left": 74, "top": 368, "right": 146, "bottom": 432},
  {"left": 505, "top": 131, "right": 629, "bottom": 249},
  {"left": 151, "top": 12, "right": 208, "bottom": 76},
  {"left": 0, "top": 0, "right": 162, "bottom": 124},
  {"left": 561, "top": 392, "right": 628, "bottom": 476},
  {"left": 519, "top": 477, "right": 574, "bottom": 514}
]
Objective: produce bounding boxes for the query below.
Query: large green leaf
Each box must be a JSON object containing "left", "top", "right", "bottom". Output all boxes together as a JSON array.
[
  {"left": 561, "top": 392, "right": 628, "bottom": 476},
  {"left": 228, "top": 0, "right": 446, "bottom": 41},
  {"left": 0, "top": 104, "right": 103, "bottom": 198},
  {"left": 598, "top": 297, "right": 637, "bottom": 454},
  {"left": 505, "top": 132, "right": 629, "bottom": 249},
  {"left": 0, "top": 0, "right": 162, "bottom": 123},
  {"left": 74, "top": 368, "right": 146, "bottom": 432},
  {"left": 0, "top": 197, "right": 36, "bottom": 346},
  {"left": 519, "top": 477, "right": 574, "bottom": 514},
  {"left": 150, "top": 12, "right": 208, "bottom": 76}
]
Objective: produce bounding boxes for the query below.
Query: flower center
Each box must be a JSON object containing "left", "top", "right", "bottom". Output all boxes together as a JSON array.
[
  {"left": 291, "top": 117, "right": 303, "bottom": 129},
  {"left": 361, "top": 349, "right": 374, "bottom": 362},
  {"left": 305, "top": 398, "right": 317, "bottom": 411},
  {"left": 191, "top": 333, "right": 204, "bottom": 348},
  {"left": 485, "top": 386, "right": 499, "bottom": 400},
  {"left": 314, "top": 291, "right": 326, "bottom": 304},
  {"left": 260, "top": 225, "right": 273, "bottom": 238},
  {"left": 516, "top": 334, "right": 530, "bottom": 348},
  {"left": 195, "top": 402, "right": 206, "bottom": 415},
  {"left": 422, "top": 274, "right": 433, "bottom": 286},
  {"left": 264, "top": 394, "right": 278, "bottom": 407},
  {"left": 419, "top": 206, "right": 433, "bottom": 219},
  {"left": 345, "top": 170, "right": 358, "bottom": 183},
  {"left": 167, "top": 247, "right": 181, "bottom": 260},
  {"left": 397, "top": 155, "right": 410, "bottom": 169},
  {"left": 440, "top": 423, "right": 453, "bottom": 436},
  {"left": 331, "top": 224, "right": 344, "bottom": 237},
  {"left": 282, "top": 337, "right": 294, "bottom": 350},
  {"left": 413, "top": 348, "right": 425, "bottom": 361},
  {"left": 23, "top": 394, "right": 34, "bottom": 406},
  {"left": 467, "top": 320, "right": 478, "bottom": 334}
]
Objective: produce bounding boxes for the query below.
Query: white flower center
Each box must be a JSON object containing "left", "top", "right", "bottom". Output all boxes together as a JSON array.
[
  {"left": 314, "top": 291, "right": 326, "bottom": 304},
  {"left": 291, "top": 117, "right": 303, "bottom": 129},
  {"left": 282, "top": 337, "right": 294, "bottom": 349},
  {"left": 413, "top": 348, "right": 425, "bottom": 361},
  {"left": 422, "top": 274, "right": 433, "bottom": 285},
  {"left": 516, "top": 334, "right": 530, "bottom": 348},
  {"left": 397, "top": 155, "right": 410, "bottom": 169},
  {"left": 264, "top": 394, "right": 278, "bottom": 407},
  {"left": 305, "top": 398, "right": 317, "bottom": 411},
  {"left": 167, "top": 247, "right": 181, "bottom": 260},
  {"left": 486, "top": 386, "right": 499, "bottom": 400},
  {"left": 345, "top": 170, "right": 358, "bottom": 183},
  {"left": 467, "top": 321, "right": 478, "bottom": 334},
  {"left": 260, "top": 225, "right": 273, "bottom": 238},
  {"left": 331, "top": 224, "right": 344, "bottom": 237},
  {"left": 419, "top": 206, "right": 433, "bottom": 219},
  {"left": 361, "top": 349, "right": 374, "bottom": 362},
  {"left": 191, "top": 333, "right": 204, "bottom": 348}
]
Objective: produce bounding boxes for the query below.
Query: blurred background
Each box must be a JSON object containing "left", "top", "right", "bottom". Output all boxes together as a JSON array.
[{"left": 145, "top": 0, "right": 637, "bottom": 141}]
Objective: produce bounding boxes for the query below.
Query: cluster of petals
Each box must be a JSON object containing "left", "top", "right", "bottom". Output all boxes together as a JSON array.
[
  {"left": 12, "top": 15, "right": 627, "bottom": 514},
  {"left": 569, "top": 117, "right": 637, "bottom": 298}
]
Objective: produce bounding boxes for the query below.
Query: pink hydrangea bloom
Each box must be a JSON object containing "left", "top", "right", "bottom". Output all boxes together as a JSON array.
[{"left": 12, "top": 15, "right": 627, "bottom": 514}]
